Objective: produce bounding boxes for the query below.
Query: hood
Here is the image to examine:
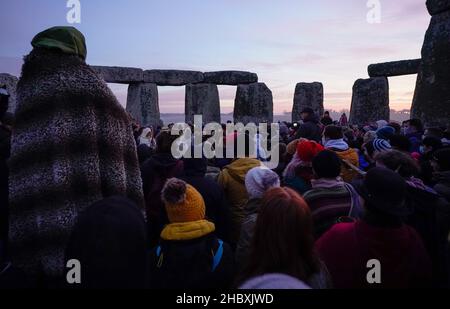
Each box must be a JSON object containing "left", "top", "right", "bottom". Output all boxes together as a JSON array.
[
  {"left": 225, "top": 158, "right": 261, "bottom": 183},
  {"left": 183, "top": 157, "right": 207, "bottom": 177}
]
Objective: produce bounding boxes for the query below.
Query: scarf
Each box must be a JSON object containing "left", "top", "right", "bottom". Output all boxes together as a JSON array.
[{"left": 161, "top": 220, "right": 215, "bottom": 241}]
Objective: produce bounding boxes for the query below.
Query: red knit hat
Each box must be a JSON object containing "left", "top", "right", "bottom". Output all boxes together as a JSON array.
[{"left": 296, "top": 140, "right": 324, "bottom": 163}]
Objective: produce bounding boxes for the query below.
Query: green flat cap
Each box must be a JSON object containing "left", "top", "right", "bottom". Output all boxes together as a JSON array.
[{"left": 31, "top": 26, "right": 87, "bottom": 60}]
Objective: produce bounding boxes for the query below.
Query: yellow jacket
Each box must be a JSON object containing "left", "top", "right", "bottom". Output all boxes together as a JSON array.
[
  {"left": 333, "top": 148, "right": 360, "bottom": 183},
  {"left": 218, "top": 158, "right": 261, "bottom": 243}
]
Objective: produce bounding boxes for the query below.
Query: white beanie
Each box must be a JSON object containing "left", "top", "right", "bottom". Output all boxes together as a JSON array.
[
  {"left": 239, "top": 274, "right": 311, "bottom": 290},
  {"left": 245, "top": 167, "right": 280, "bottom": 199},
  {"left": 376, "top": 120, "right": 388, "bottom": 129}
]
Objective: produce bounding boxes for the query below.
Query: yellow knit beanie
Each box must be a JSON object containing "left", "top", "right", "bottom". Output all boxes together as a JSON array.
[{"left": 161, "top": 178, "right": 206, "bottom": 223}]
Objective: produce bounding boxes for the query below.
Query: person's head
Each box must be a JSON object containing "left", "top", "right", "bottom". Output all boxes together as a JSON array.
[
  {"left": 239, "top": 273, "right": 311, "bottom": 290},
  {"left": 424, "top": 127, "right": 444, "bottom": 140},
  {"left": 296, "top": 140, "right": 324, "bottom": 163},
  {"left": 156, "top": 130, "right": 177, "bottom": 154},
  {"left": 376, "top": 120, "right": 388, "bottom": 129},
  {"left": 376, "top": 126, "right": 395, "bottom": 141},
  {"left": 431, "top": 148, "right": 450, "bottom": 172},
  {"left": 241, "top": 187, "right": 319, "bottom": 284},
  {"left": 389, "top": 134, "right": 412, "bottom": 153},
  {"left": 375, "top": 150, "right": 420, "bottom": 179},
  {"left": 421, "top": 136, "right": 442, "bottom": 155},
  {"left": 404, "top": 119, "right": 423, "bottom": 135},
  {"left": 312, "top": 150, "right": 342, "bottom": 179},
  {"left": 324, "top": 111, "right": 330, "bottom": 117},
  {"left": 363, "top": 131, "right": 377, "bottom": 144},
  {"left": 300, "top": 107, "right": 315, "bottom": 121},
  {"left": 65, "top": 196, "right": 147, "bottom": 289},
  {"left": 31, "top": 26, "right": 87, "bottom": 61},
  {"left": 245, "top": 167, "right": 280, "bottom": 200},
  {"left": 388, "top": 122, "right": 402, "bottom": 135},
  {"left": 355, "top": 167, "right": 408, "bottom": 226},
  {"left": 161, "top": 178, "right": 206, "bottom": 223},
  {"left": 372, "top": 139, "right": 392, "bottom": 157},
  {"left": 0, "top": 87, "right": 10, "bottom": 119},
  {"left": 323, "top": 125, "right": 343, "bottom": 142}
]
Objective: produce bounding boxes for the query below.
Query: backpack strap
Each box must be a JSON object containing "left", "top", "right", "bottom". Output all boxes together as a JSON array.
[
  {"left": 212, "top": 239, "right": 224, "bottom": 272},
  {"left": 344, "top": 183, "right": 362, "bottom": 218}
]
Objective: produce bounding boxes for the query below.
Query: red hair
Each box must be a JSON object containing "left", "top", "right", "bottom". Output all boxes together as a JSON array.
[{"left": 238, "top": 187, "right": 320, "bottom": 284}]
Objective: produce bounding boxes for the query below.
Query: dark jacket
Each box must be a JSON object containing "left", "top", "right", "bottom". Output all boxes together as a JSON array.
[
  {"left": 434, "top": 171, "right": 450, "bottom": 202},
  {"left": 0, "top": 123, "right": 10, "bottom": 259},
  {"left": 180, "top": 158, "right": 231, "bottom": 243},
  {"left": 148, "top": 233, "right": 235, "bottom": 289},
  {"left": 321, "top": 116, "right": 333, "bottom": 126},
  {"left": 294, "top": 114, "right": 322, "bottom": 142},
  {"left": 141, "top": 153, "right": 184, "bottom": 247},
  {"left": 235, "top": 198, "right": 261, "bottom": 268},
  {"left": 405, "top": 184, "right": 450, "bottom": 287}
]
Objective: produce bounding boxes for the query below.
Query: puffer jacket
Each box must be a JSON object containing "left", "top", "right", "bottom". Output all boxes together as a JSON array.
[{"left": 218, "top": 158, "right": 261, "bottom": 244}]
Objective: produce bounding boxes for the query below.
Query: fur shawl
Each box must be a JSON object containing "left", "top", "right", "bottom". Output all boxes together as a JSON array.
[{"left": 9, "top": 48, "right": 144, "bottom": 278}]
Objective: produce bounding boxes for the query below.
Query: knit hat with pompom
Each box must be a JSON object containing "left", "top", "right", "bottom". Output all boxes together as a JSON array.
[{"left": 161, "top": 178, "right": 205, "bottom": 223}]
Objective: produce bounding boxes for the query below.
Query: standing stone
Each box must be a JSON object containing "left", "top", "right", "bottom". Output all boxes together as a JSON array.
[
  {"left": 292, "top": 82, "right": 324, "bottom": 122},
  {"left": 349, "top": 77, "right": 390, "bottom": 126},
  {"left": 234, "top": 83, "right": 273, "bottom": 124},
  {"left": 411, "top": 9, "right": 450, "bottom": 127},
  {"left": 426, "top": 0, "right": 450, "bottom": 15},
  {"left": 126, "top": 83, "right": 162, "bottom": 128},
  {"left": 185, "top": 84, "right": 221, "bottom": 124},
  {"left": 0, "top": 73, "right": 18, "bottom": 114}
]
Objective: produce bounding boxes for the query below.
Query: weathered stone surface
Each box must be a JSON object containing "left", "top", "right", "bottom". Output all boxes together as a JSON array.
[
  {"left": 91, "top": 66, "right": 144, "bottom": 84},
  {"left": 349, "top": 77, "right": 390, "bottom": 126},
  {"left": 144, "top": 70, "right": 204, "bottom": 86},
  {"left": 292, "top": 82, "right": 324, "bottom": 122},
  {"left": 203, "top": 71, "right": 258, "bottom": 85},
  {"left": 426, "top": 0, "right": 450, "bottom": 15},
  {"left": 0, "top": 73, "right": 18, "bottom": 114},
  {"left": 185, "top": 84, "right": 221, "bottom": 124},
  {"left": 126, "top": 83, "right": 162, "bottom": 127},
  {"left": 412, "top": 10, "right": 450, "bottom": 127},
  {"left": 234, "top": 83, "right": 273, "bottom": 124},
  {"left": 368, "top": 59, "right": 421, "bottom": 77}
]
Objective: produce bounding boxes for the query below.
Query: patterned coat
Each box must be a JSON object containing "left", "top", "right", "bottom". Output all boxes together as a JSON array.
[{"left": 8, "top": 48, "right": 144, "bottom": 278}]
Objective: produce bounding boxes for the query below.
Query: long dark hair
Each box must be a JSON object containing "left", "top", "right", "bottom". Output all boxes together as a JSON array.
[{"left": 237, "top": 187, "right": 320, "bottom": 285}]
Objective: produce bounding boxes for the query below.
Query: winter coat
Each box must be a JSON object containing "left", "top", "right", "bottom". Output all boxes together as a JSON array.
[
  {"left": 434, "top": 171, "right": 450, "bottom": 202},
  {"left": 141, "top": 153, "right": 184, "bottom": 247},
  {"left": 218, "top": 158, "right": 261, "bottom": 244},
  {"left": 8, "top": 48, "right": 144, "bottom": 278},
  {"left": 0, "top": 123, "right": 10, "bottom": 254},
  {"left": 294, "top": 114, "right": 322, "bottom": 142},
  {"left": 180, "top": 158, "right": 231, "bottom": 242},
  {"left": 404, "top": 180, "right": 450, "bottom": 287},
  {"left": 148, "top": 229, "right": 235, "bottom": 289},
  {"left": 316, "top": 220, "right": 432, "bottom": 289},
  {"left": 235, "top": 198, "right": 261, "bottom": 268},
  {"left": 330, "top": 148, "right": 360, "bottom": 183}
]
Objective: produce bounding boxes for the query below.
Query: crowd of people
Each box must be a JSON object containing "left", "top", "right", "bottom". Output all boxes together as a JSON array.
[{"left": 1, "top": 27, "right": 450, "bottom": 289}]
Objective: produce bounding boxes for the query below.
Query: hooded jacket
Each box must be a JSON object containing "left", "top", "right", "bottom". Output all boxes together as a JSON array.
[
  {"left": 294, "top": 114, "right": 322, "bottom": 142},
  {"left": 9, "top": 48, "right": 144, "bottom": 278},
  {"left": 218, "top": 158, "right": 261, "bottom": 244},
  {"left": 141, "top": 153, "right": 184, "bottom": 247}
]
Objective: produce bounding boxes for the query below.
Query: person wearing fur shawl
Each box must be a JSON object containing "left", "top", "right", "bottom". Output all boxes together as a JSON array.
[{"left": 8, "top": 27, "right": 145, "bottom": 283}]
